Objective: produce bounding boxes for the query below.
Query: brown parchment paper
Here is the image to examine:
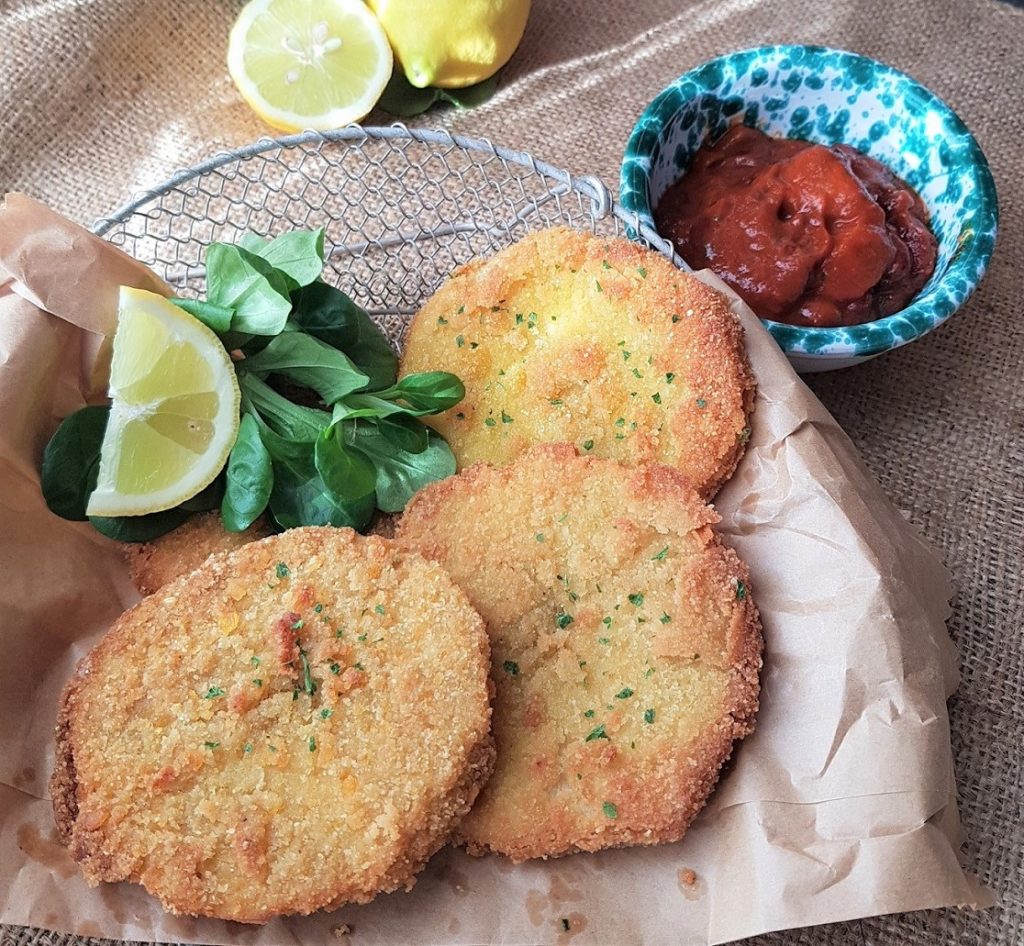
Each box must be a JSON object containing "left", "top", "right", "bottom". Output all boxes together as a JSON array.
[{"left": 0, "top": 196, "right": 993, "bottom": 946}]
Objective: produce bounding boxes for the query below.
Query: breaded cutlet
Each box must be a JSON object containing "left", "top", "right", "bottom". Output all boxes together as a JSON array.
[
  {"left": 53, "top": 527, "right": 495, "bottom": 921},
  {"left": 397, "top": 444, "right": 761, "bottom": 861},
  {"left": 399, "top": 227, "right": 755, "bottom": 498}
]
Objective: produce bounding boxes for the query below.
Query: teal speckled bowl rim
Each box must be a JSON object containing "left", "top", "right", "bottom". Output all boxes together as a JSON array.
[{"left": 620, "top": 45, "right": 999, "bottom": 359}]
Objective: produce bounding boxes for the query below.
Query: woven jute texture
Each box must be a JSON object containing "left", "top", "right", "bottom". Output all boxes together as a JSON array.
[{"left": 1, "top": 0, "right": 1022, "bottom": 943}]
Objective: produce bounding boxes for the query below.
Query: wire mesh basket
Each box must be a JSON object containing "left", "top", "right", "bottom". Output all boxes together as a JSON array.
[{"left": 93, "top": 125, "right": 679, "bottom": 349}]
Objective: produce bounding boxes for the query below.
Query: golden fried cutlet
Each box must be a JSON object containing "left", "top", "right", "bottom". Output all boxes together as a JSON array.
[
  {"left": 399, "top": 227, "right": 755, "bottom": 498},
  {"left": 125, "top": 512, "right": 275, "bottom": 596},
  {"left": 53, "top": 527, "right": 494, "bottom": 921},
  {"left": 397, "top": 444, "right": 761, "bottom": 861}
]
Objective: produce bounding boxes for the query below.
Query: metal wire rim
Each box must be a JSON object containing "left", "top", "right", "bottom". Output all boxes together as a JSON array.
[{"left": 93, "top": 123, "right": 682, "bottom": 269}]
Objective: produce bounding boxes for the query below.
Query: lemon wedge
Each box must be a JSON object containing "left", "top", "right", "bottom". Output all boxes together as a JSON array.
[
  {"left": 227, "top": 0, "right": 393, "bottom": 132},
  {"left": 86, "top": 288, "right": 240, "bottom": 518}
]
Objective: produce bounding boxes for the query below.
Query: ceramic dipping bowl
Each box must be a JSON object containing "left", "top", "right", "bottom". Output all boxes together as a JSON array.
[{"left": 620, "top": 45, "right": 998, "bottom": 372}]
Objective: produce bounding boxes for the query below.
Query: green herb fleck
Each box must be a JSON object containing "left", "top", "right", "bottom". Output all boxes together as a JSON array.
[
  {"left": 437, "top": 316, "right": 448, "bottom": 325},
  {"left": 528, "top": 312, "right": 538, "bottom": 327},
  {"left": 298, "top": 644, "right": 317, "bottom": 696},
  {"left": 583, "top": 439, "right": 594, "bottom": 450},
  {"left": 313, "top": 603, "right": 323, "bottom": 613},
  {"left": 502, "top": 660, "right": 519, "bottom": 676},
  {"left": 637, "top": 266, "right": 648, "bottom": 279},
  {"left": 457, "top": 305, "right": 465, "bottom": 315},
  {"left": 329, "top": 662, "right": 341, "bottom": 675},
  {"left": 252, "top": 678, "right": 262, "bottom": 687},
  {"left": 602, "top": 259, "right": 611, "bottom": 270},
  {"left": 291, "top": 618, "right": 304, "bottom": 631},
  {"left": 584, "top": 709, "right": 595, "bottom": 718},
  {"left": 204, "top": 686, "right": 224, "bottom": 699},
  {"left": 602, "top": 801, "right": 618, "bottom": 819},
  {"left": 204, "top": 741, "right": 219, "bottom": 749},
  {"left": 735, "top": 579, "right": 747, "bottom": 600},
  {"left": 652, "top": 546, "right": 669, "bottom": 561},
  {"left": 739, "top": 427, "right": 751, "bottom": 443},
  {"left": 602, "top": 616, "right": 612, "bottom": 627},
  {"left": 666, "top": 372, "right": 675, "bottom": 383},
  {"left": 244, "top": 742, "right": 253, "bottom": 753},
  {"left": 550, "top": 398, "right": 563, "bottom": 406},
  {"left": 696, "top": 397, "right": 707, "bottom": 409},
  {"left": 308, "top": 736, "right": 316, "bottom": 752},
  {"left": 628, "top": 593, "right": 644, "bottom": 607},
  {"left": 484, "top": 417, "right": 497, "bottom": 428},
  {"left": 275, "top": 562, "right": 290, "bottom": 579},
  {"left": 535, "top": 533, "right": 546, "bottom": 542},
  {"left": 595, "top": 279, "right": 603, "bottom": 293},
  {"left": 652, "top": 392, "right": 662, "bottom": 404},
  {"left": 515, "top": 313, "right": 524, "bottom": 324},
  {"left": 455, "top": 334, "right": 465, "bottom": 348},
  {"left": 501, "top": 410, "right": 513, "bottom": 424},
  {"left": 645, "top": 666, "right": 655, "bottom": 678},
  {"left": 614, "top": 417, "right": 625, "bottom": 428},
  {"left": 616, "top": 688, "right": 634, "bottom": 700},
  {"left": 585, "top": 723, "right": 608, "bottom": 742},
  {"left": 320, "top": 708, "right": 333, "bottom": 719},
  {"left": 374, "top": 604, "right": 385, "bottom": 615},
  {"left": 555, "top": 611, "right": 574, "bottom": 629},
  {"left": 632, "top": 367, "right": 643, "bottom": 379},
  {"left": 358, "top": 633, "right": 368, "bottom": 642},
  {"left": 672, "top": 314, "right": 681, "bottom": 323},
  {"left": 251, "top": 656, "right": 261, "bottom": 667},
  {"left": 660, "top": 612, "right": 671, "bottom": 624},
  {"left": 353, "top": 662, "right": 365, "bottom": 671},
  {"left": 644, "top": 708, "right": 655, "bottom": 724},
  {"left": 622, "top": 349, "right": 631, "bottom": 361}
]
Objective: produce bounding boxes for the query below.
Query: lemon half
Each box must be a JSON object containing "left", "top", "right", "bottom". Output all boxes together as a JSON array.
[
  {"left": 86, "top": 288, "right": 240, "bottom": 518},
  {"left": 228, "top": 0, "right": 393, "bottom": 132}
]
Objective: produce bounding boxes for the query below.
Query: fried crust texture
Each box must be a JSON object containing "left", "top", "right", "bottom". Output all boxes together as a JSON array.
[
  {"left": 53, "top": 527, "right": 494, "bottom": 921},
  {"left": 397, "top": 444, "right": 761, "bottom": 861},
  {"left": 399, "top": 227, "right": 755, "bottom": 498}
]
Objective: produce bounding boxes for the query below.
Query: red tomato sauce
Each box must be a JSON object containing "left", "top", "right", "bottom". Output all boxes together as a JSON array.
[{"left": 654, "top": 125, "right": 937, "bottom": 327}]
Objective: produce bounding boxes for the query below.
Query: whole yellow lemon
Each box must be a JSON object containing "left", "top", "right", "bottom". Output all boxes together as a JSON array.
[{"left": 367, "top": 0, "right": 531, "bottom": 88}]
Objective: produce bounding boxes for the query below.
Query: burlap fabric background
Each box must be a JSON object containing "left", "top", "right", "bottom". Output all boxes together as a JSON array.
[{"left": 1, "top": 0, "right": 1021, "bottom": 943}]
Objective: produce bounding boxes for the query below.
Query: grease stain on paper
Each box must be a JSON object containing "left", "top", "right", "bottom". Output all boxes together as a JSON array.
[
  {"left": 677, "top": 866, "right": 704, "bottom": 901},
  {"left": 556, "top": 912, "right": 588, "bottom": 944},
  {"left": 16, "top": 823, "right": 75, "bottom": 878},
  {"left": 436, "top": 861, "right": 471, "bottom": 896}
]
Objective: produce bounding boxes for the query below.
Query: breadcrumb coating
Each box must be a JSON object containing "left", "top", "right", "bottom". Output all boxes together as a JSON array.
[
  {"left": 397, "top": 444, "right": 761, "bottom": 861},
  {"left": 399, "top": 227, "right": 755, "bottom": 498},
  {"left": 53, "top": 527, "right": 494, "bottom": 921}
]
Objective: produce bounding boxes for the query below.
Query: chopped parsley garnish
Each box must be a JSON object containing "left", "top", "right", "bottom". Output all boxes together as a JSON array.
[
  {"left": 275, "top": 562, "right": 290, "bottom": 579},
  {"left": 666, "top": 372, "right": 675, "bottom": 383},
  {"left": 645, "top": 667, "right": 656, "bottom": 678},
  {"left": 320, "top": 708, "right": 333, "bottom": 719},
  {"left": 470, "top": 342, "right": 479, "bottom": 349},
  {"left": 528, "top": 312, "right": 538, "bottom": 327},
  {"left": 660, "top": 612, "right": 672, "bottom": 624},
  {"left": 602, "top": 259, "right": 611, "bottom": 270},
  {"left": 735, "top": 579, "right": 747, "bottom": 600},
  {"left": 637, "top": 265, "right": 648, "bottom": 278},
  {"left": 644, "top": 708, "right": 656, "bottom": 724},
  {"left": 354, "top": 662, "right": 365, "bottom": 671},
  {"left": 437, "top": 316, "right": 448, "bottom": 325},
  {"left": 602, "top": 616, "right": 612, "bottom": 627},
  {"left": 602, "top": 801, "right": 618, "bottom": 819},
  {"left": 314, "top": 603, "right": 323, "bottom": 613},
  {"left": 672, "top": 314, "right": 681, "bottom": 323},
  {"left": 615, "top": 688, "right": 634, "bottom": 700},
  {"left": 535, "top": 533, "right": 545, "bottom": 542},
  {"left": 632, "top": 367, "right": 642, "bottom": 379},
  {"left": 585, "top": 723, "right": 608, "bottom": 742},
  {"left": 582, "top": 439, "right": 594, "bottom": 450},
  {"left": 515, "top": 313, "right": 524, "bottom": 324},
  {"left": 621, "top": 349, "right": 631, "bottom": 361},
  {"left": 652, "top": 392, "right": 662, "bottom": 404},
  {"left": 614, "top": 417, "right": 625, "bottom": 428},
  {"left": 329, "top": 662, "right": 341, "bottom": 674},
  {"left": 374, "top": 603, "right": 385, "bottom": 615},
  {"left": 252, "top": 678, "right": 262, "bottom": 687},
  {"left": 484, "top": 417, "right": 497, "bottom": 427},
  {"left": 502, "top": 660, "right": 519, "bottom": 676},
  {"left": 583, "top": 709, "right": 595, "bottom": 718},
  {"left": 652, "top": 546, "right": 669, "bottom": 561},
  {"left": 308, "top": 736, "right": 316, "bottom": 752},
  {"left": 203, "top": 741, "right": 219, "bottom": 749},
  {"left": 251, "top": 655, "right": 261, "bottom": 666},
  {"left": 628, "top": 593, "right": 645, "bottom": 607},
  {"left": 558, "top": 512, "right": 569, "bottom": 522},
  {"left": 555, "top": 611, "right": 574, "bottom": 629},
  {"left": 291, "top": 618, "right": 304, "bottom": 630},
  {"left": 739, "top": 427, "right": 751, "bottom": 443},
  {"left": 595, "top": 279, "right": 603, "bottom": 293},
  {"left": 357, "top": 633, "right": 368, "bottom": 642},
  {"left": 244, "top": 743, "right": 253, "bottom": 752},
  {"left": 457, "top": 305, "right": 465, "bottom": 314},
  {"left": 550, "top": 398, "right": 563, "bottom": 406},
  {"left": 598, "top": 637, "right": 611, "bottom": 645},
  {"left": 696, "top": 397, "right": 707, "bottom": 409},
  {"left": 455, "top": 334, "right": 465, "bottom": 348},
  {"left": 501, "top": 411, "right": 513, "bottom": 424},
  {"left": 204, "top": 686, "right": 224, "bottom": 699}
]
